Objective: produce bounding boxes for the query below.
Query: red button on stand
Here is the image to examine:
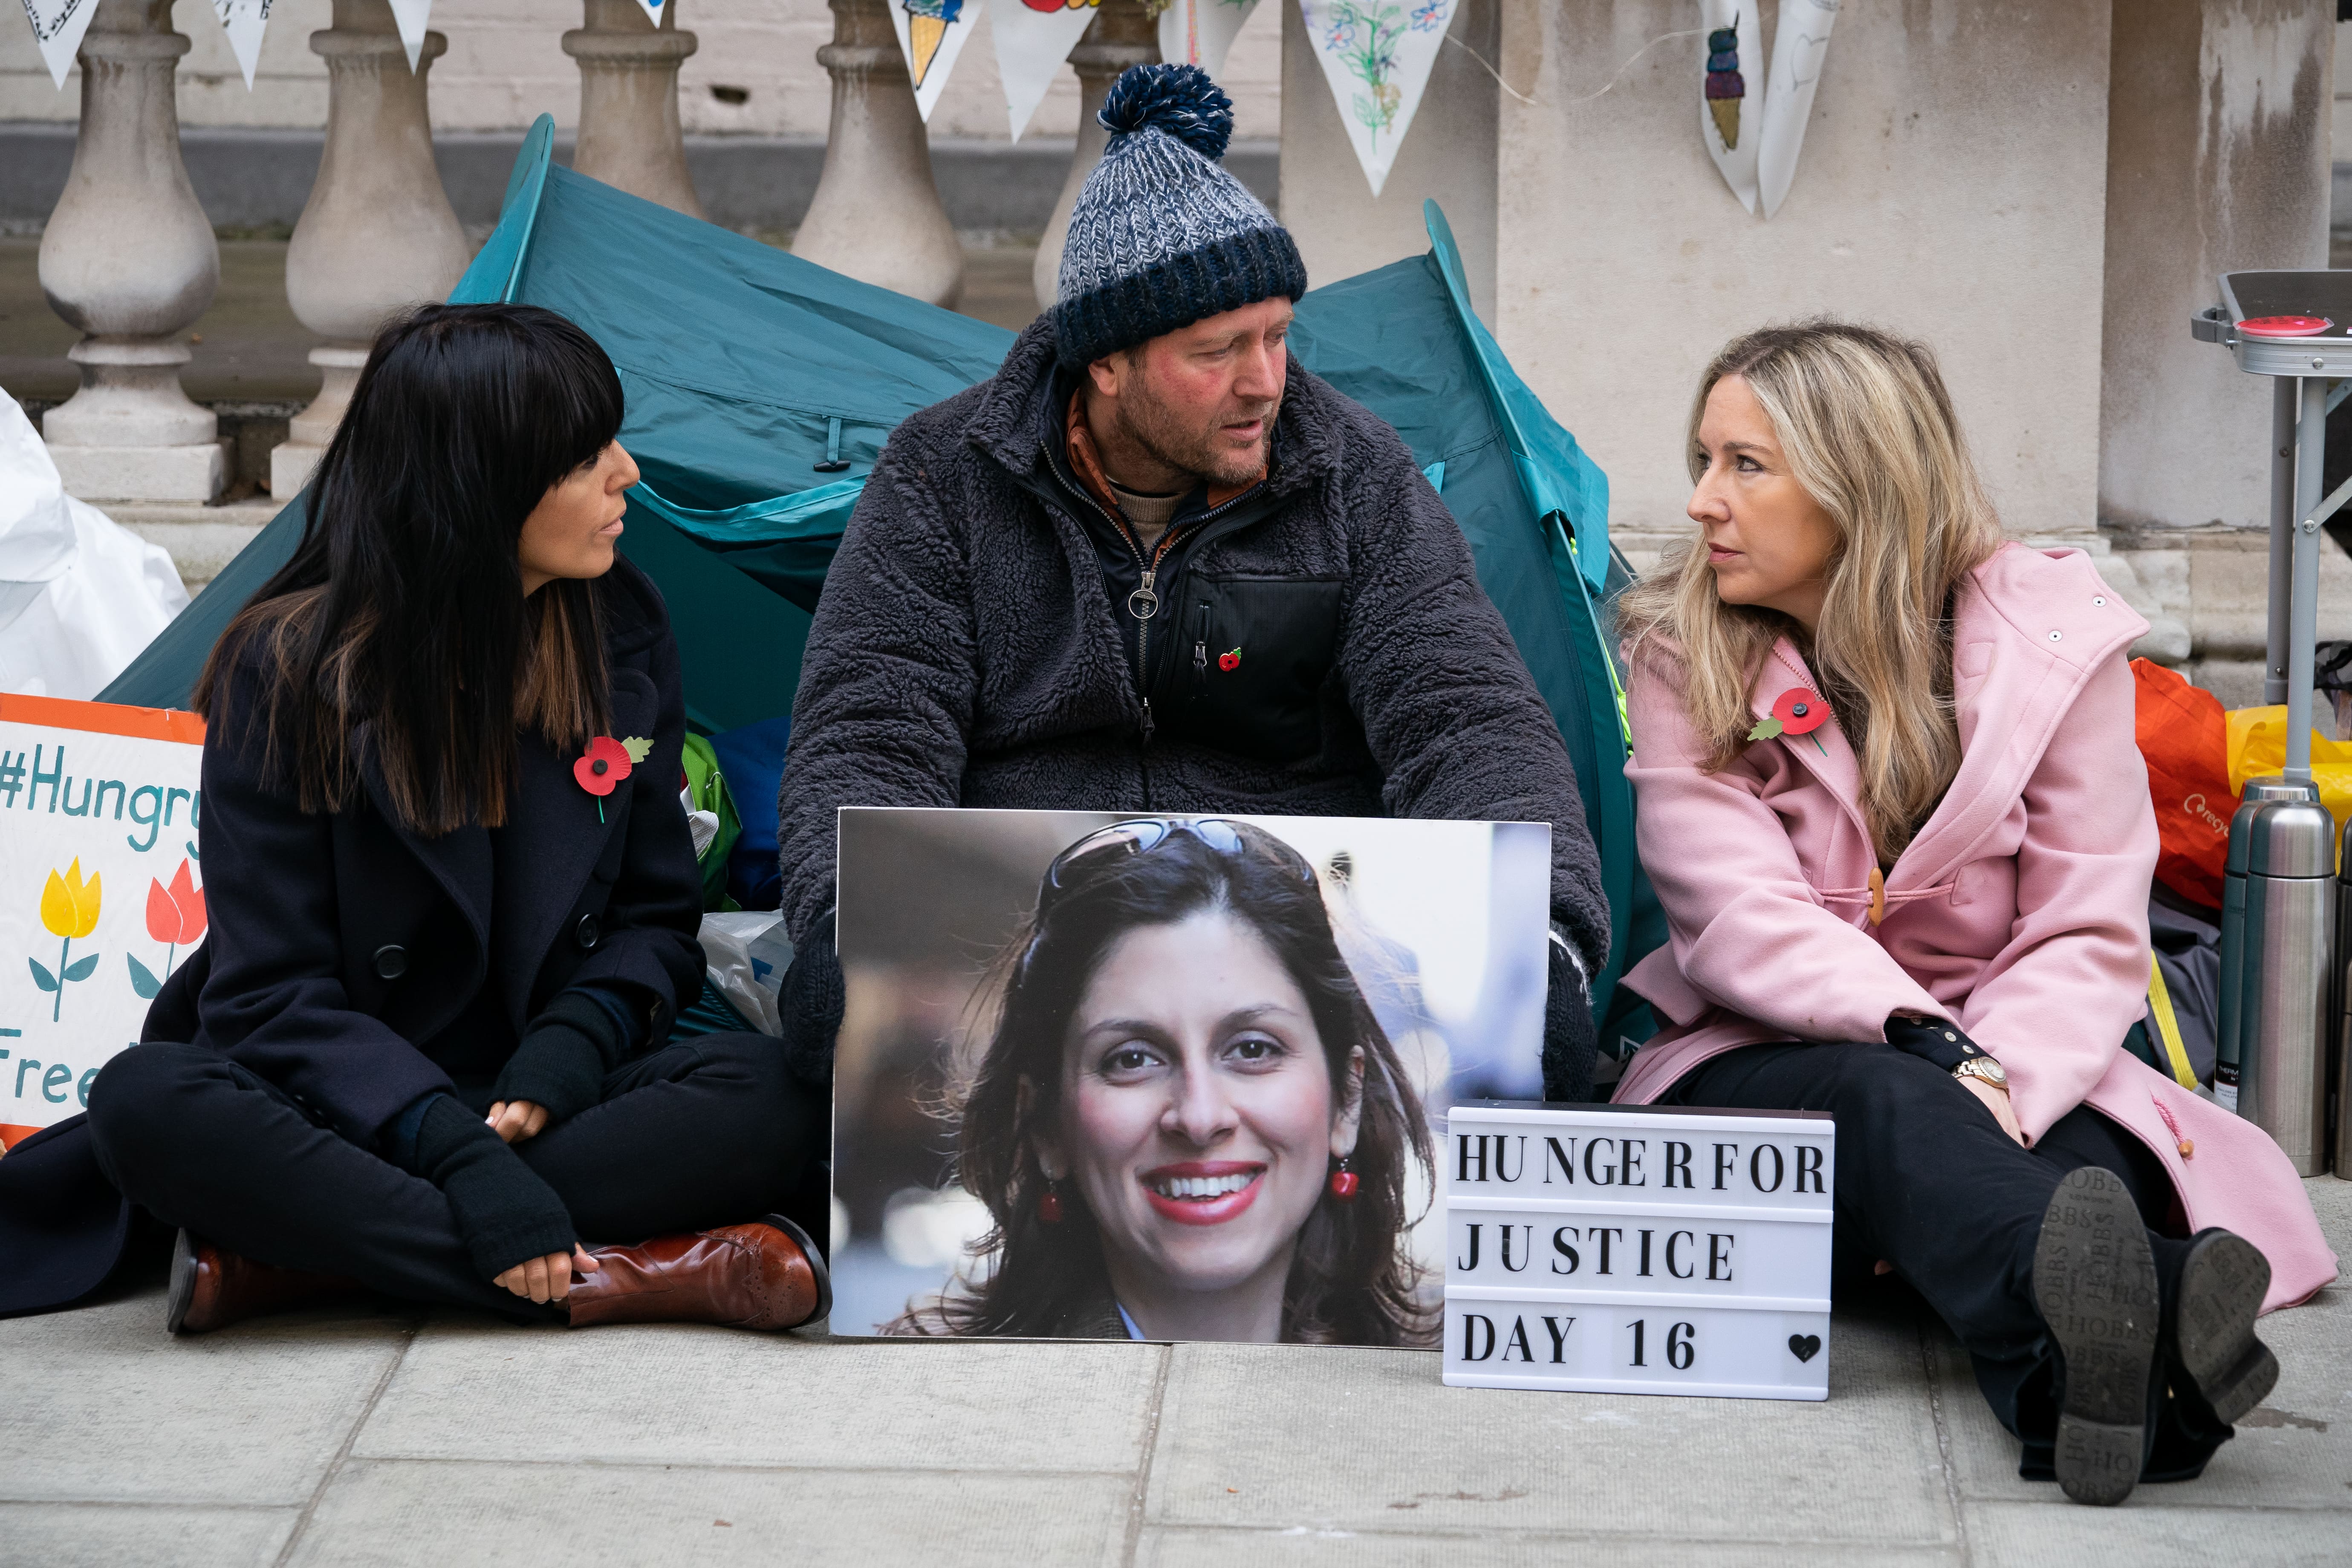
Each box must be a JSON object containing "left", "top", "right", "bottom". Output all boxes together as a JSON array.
[{"left": 2236, "top": 315, "right": 2334, "bottom": 338}]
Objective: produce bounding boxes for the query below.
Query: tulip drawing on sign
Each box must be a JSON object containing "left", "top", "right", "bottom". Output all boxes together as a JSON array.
[
  {"left": 30, "top": 859, "right": 102, "bottom": 1022},
  {"left": 128, "top": 858, "right": 206, "bottom": 1000}
]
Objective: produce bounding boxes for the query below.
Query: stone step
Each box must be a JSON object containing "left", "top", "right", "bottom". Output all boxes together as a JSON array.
[{"left": 101, "top": 499, "right": 281, "bottom": 594}]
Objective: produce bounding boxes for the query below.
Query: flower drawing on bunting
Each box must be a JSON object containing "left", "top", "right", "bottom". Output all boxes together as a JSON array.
[
  {"left": 1299, "top": 0, "right": 1453, "bottom": 195},
  {"left": 576, "top": 736, "right": 634, "bottom": 797}
]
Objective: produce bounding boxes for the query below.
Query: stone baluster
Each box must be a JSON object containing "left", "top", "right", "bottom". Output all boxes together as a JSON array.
[
  {"left": 564, "top": 0, "right": 705, "bottom": 218},
  {"left": 270, "top": 0, "right": 470, "bottom": 499},
  {"left": 38, "top": 0, "right": 224, "bottom": 502},
  {"left": 1032, "top": 0, "right": 1157, "bottom": 309},
  {"left": 794, "top": 0, "right": 963, "bottom": 307}
]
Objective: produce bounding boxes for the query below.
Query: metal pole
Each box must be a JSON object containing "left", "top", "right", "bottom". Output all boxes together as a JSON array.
[
  {"left": 2289, "top": 374, "right": 2326, "bottom": 780},
  {"left": 2267, "top": 377, "right": 2298, "bottom": 705}
]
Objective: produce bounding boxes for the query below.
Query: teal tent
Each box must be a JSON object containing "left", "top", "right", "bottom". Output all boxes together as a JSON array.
[{"left": 101, "top": 116, "right": 1664, "bottom": 1034}]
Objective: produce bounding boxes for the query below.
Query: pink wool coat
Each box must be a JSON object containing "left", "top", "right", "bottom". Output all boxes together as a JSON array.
[{"left": 1612, "top": 543, "right": 2335, "bottom": 1312}]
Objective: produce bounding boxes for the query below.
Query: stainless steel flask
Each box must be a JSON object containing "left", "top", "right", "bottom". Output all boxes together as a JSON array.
[
  {"left": 2238, "top": 796, "right": 2337, "bottom": 1175},
  {"left": 2335, "top": 814, "right": 2352, "bottom": 1178},
  {"left": 2219, "top": 777, "right": 2320, "bottom": 1113}
]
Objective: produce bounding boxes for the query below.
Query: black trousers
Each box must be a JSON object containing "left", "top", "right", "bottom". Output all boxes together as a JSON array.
[
  {"left": 84, "top": 1032, "right": 826, "bottom": 1323},
  {"left": 1666, "top": 1042, "right": 2231, "bottom": 1481}
]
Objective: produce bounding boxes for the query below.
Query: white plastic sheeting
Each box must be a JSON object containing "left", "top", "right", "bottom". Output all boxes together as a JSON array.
[{"left": 0, "top": 393, "right": 190, "bottom": 702}]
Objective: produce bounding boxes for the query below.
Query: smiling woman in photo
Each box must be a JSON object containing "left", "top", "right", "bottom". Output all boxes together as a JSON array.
[{"left": 890, "top": 818, "right": 1437, "bottom": 1345}]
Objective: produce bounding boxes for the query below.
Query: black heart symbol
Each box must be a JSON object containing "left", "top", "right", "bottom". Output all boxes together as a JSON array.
[{"left": 1788, "top": 1333, "right": 1821, "bottom": 1363}]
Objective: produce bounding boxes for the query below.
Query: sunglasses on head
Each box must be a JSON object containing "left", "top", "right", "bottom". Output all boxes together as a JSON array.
[{"left": 1034, "top": 817, "right": 1313, "bottom": 917}]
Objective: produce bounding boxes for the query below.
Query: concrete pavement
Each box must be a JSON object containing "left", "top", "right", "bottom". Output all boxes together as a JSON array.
[{"left": 3, "top": 1179, "right": 2347, "bottom": 1567}]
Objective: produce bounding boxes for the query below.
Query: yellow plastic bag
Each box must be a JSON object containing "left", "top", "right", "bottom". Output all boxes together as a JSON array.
[{"left": 2225, "top": 706, "right": 2352, "bottom": 855}]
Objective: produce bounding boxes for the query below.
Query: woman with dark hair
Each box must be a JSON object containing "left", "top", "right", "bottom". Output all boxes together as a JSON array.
[
  {"left": 41, "top": 303, "right": 830, "bottom": 1335},
  {"left": 893, "top": 819, "right": 1436, "bottom": 1345}
]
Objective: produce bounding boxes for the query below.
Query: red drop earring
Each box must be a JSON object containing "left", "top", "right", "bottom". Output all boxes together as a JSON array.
[
  {"left": 1037, "top": 1178, "right": 1064, "bottom": 1224},
  {"left": 1327, "top": 1155, "right": 1359, "bottom": 1202}
]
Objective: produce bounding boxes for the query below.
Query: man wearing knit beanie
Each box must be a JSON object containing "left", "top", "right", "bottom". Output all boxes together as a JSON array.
[{"left": 774, "top": 65, "right": 1607, "bottom": 1109}]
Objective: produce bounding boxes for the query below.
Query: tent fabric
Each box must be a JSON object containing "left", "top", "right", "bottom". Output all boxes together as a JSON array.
[{"left": 98, "top": 115, "right": 1661, "bottom": 1021}]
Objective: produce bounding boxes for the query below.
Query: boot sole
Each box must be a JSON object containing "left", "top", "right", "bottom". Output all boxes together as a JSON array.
[
  {"left": 2176, "top": 1230, "right": 2277, "bottom": 1425},
  {"left": 165, "top": 1229, "right": 198, "bottom": 1337},
  {"left": 2032, "top": 1167, "right": 2158, "bottom": 1507},
  {"left": 763, "top": 1212, "right": 834, "bottom": 1327}
]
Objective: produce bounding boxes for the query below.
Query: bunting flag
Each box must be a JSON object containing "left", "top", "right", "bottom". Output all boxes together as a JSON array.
[
  {"left": 211, "top": 0, "right": 271, "bottom": 90},
  {"left": 388, "top": 0, "right": 431, "bottom": 71},
  {"left": 20, "top": 0, "right": 102, "bottom": 88},
  {"left": 1157, "top": 0, "right": 1260, "bottom": 83},
  {"left": 636, "top": 0, "right": 665, "bottom": 21},
  {"left": 1296, "top": 0, "right": 1456, "bottom": 198},
  {"left": 1697, "top": 0, "right": 1760, "bottom": 214},
  {"left": 1755, "top": 0, "right": 1838, "bottom": 219},
  {"left": 988, "top": 0, "right": 1099, "bottom": 143},
  {"left": 889, "top": 0, "right": 982, "bottom": 120}
]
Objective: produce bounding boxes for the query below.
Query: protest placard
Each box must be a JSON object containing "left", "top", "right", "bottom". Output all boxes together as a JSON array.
[
  {"left": 0, "top": 695, "right": 205, "bottom": 1151},
  {"left": 1442, "top": 1101, "right": 1835, "bottom": 1400},
  {"left": 830, "top": 806, "right": 1552, "bottom": 1345}
]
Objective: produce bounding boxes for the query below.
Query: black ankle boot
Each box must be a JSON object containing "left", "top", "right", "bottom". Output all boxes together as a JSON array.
[
  {"left": 2172, "top": 1227, "right": 2277, "bottom": 1424},
  {"left": 2032, "top": 1167, "right": 2160, "bottom": 1506}
]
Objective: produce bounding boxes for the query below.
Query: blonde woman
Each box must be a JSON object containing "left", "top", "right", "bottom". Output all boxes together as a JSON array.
[{"left": 1612, "top": 322, "right": 2333, "bottom": 1506}]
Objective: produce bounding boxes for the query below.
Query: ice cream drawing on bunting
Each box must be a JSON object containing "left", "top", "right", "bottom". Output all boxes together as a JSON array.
[
  {"left": 893, "top": 0, "right": 982, "bottom": 120},
  {"left": 1704, "top": 15, "right": 1743, "bottom": 148},
  {"left": 1697, "top": 0, "right": 1761, "bottom": 213}
]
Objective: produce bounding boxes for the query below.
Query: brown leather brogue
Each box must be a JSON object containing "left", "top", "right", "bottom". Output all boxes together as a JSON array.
[
  {"left": 166, "top": 1230, "right": 368, "bottom": 1336},
  {"left": 564, "top": 1213, "right": 831, "bottom": 1332}
]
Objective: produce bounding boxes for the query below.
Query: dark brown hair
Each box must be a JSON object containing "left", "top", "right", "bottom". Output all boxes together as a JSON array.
[
  {"left": 893, "top": 821, "right": 1439, "bottom": 1346},
  {"left": 196, "top": 303, "right": 622, "bottom": 834}
]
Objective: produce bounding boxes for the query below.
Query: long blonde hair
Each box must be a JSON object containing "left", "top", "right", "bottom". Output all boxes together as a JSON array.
[{"left": 1617, "top": 321, "right": 2004, "bottom": 862}]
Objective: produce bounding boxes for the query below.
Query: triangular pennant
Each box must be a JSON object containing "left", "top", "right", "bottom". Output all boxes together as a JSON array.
[
  {"left": 1157, "top": 0, "right": 1260, "bottom": 83},
  {"left": 636, "top": 0, "right": 665, "bottom": 22},
  {"left": 211, "top": 0, "right": 272, "bottom": 91},
  {"left": 887, "top": 0, "right": 982, "bottom": 122},
  {"left": 23, "top": 0, "right": 104, "bottom": 89},
  {"left": 1698, "top": 0, "right": 1760, "bottom": 214},
  {"left": 988, "top": 0, "right": 1098, "bottom": 143},
  {"left": 1296, "top": 0, "right": 1457, "bottom": 198},
  {"left": 388, "top": 0, "right": 431, "bottom": 72},
  {"left": 1756, "top": 0, "right": 1838, "bottom": 219}
]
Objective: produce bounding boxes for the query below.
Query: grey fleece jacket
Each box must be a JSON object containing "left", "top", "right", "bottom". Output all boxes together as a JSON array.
[{"left": 776, "top": 318, "right": 1609, "bottom": 969}]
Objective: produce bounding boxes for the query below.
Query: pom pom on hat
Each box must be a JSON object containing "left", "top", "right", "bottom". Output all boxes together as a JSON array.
[{"left": 1097, "top": 62, "right": 1234, "bottom": 162}]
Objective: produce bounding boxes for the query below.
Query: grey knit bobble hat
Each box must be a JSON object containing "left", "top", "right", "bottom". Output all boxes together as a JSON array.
[{"left": 1051, "top": 64, "right": 1308, "bottom": 371}]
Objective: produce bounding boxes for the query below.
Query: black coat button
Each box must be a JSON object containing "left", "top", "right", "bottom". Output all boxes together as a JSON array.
[
  {"left": 574, "top": 913, "right": 601, "bottom": 950},
  {"left": 373, "top": 944, "right": 408, "bottom": 980}
]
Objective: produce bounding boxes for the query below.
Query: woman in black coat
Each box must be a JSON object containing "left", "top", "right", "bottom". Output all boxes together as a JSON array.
[{"left": 57, "top": 304, "right": 827, "bottom": 1334}]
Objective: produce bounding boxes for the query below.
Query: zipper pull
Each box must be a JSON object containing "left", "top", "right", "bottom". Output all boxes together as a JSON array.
[
  {"left": 1128, "top": 567, "right": 1159, "bottom": 622},
  {"left": 1139, "top": 697, "right": 1156, "bottom": 743},
  {"left": 1193, "top": 640, "right": 1207, "bottom": 676}
]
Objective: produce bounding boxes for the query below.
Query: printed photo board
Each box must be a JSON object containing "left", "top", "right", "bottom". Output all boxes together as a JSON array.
[
  {"left": 0, "top": 695, "right": 206, "bottom": 1150},
  {"left": 1443, "top": 1101, "right": 1835, "bottom": 1401},
  {"left": 830, "top": 806, "right": 1552, "bottom": 1346}
]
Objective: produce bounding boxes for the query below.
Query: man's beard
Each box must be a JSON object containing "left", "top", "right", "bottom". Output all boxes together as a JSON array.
[{"left": 1112, "top": 376, "right": 1278, "bottom": 490}]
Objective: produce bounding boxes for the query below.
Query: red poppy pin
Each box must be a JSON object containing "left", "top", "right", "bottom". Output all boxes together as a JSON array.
[
  {"left": 1217, "top": 647, "right": 1242, "bottom": 672},
  {"left": 1748, "top": 688, "right": 1831, "bottom": 755},
  {"left": 575, "top": 736, "right": 653, "bottom": 820}
]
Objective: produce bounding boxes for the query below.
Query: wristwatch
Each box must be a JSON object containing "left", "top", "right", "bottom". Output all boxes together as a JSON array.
[{"left": 1953, "top": 1054, "right": 2008, "bottom": 1092}]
